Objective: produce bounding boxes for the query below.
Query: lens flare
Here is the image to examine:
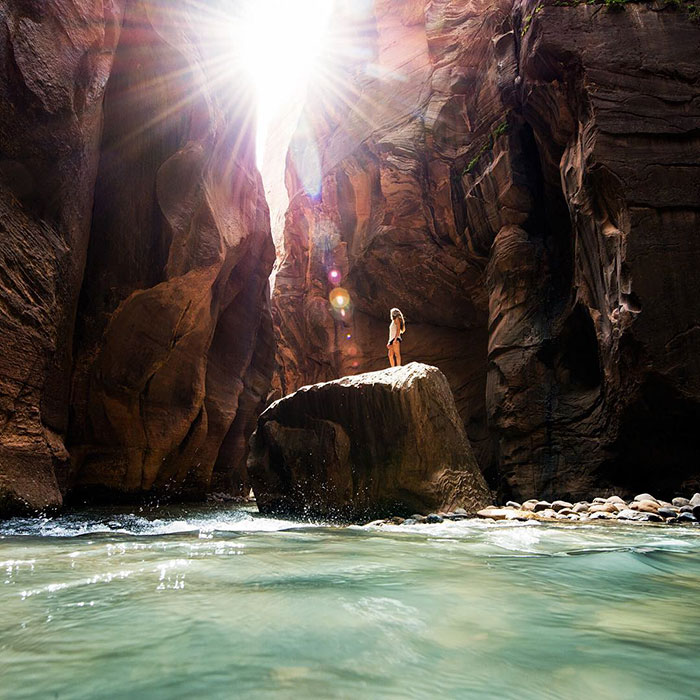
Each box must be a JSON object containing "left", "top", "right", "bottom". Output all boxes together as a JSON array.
[
  {"left": 328, "top": 268, "right": 341, "bottom": 284},
  {"left": 329, "top": 287, "right": 350, "bottom": 309}
]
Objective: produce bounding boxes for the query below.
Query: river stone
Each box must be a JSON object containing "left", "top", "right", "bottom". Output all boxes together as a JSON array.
[
  {"left": 551, "top": 500, "right": 573, "bottom": 512},
  {"left": 635, "top": 500, "right": 660, "bottom": 513},
  {"left": 634, "top": 493, "right": 658, "bottom": 503},
  {"left": 672, "top": 497, "right": 690, "bottom": 507},
  {"left": 506, "top": 501, "right": 521, "bottom": 509},
  {"left": 675, "top": 511, "right": 698, "bottom": 523},
  {"left": 605, "top": 495, "right": 626, "bottom": 504},
  {"left": 454, "top": 507, "right": 468, "bottom": 516},
  {"left": 690, "top": 493, "right": 700, "bottom": 507},
  {"left": 477, "top": 507, "right": 510, "bottom": 520},
  {"left": 248, "top": 364, "right": 491, "bottom": 520},
  {"left": 589, "top": 503, "right": 617, "bottom": 513},
  {"left": 411, "top": 514, "right": 427, "bottom": 523},
  {"left": 617, "top": 509, "right": 644, "bottom": 520},
  {"left": 589, "top": 511, "right": 614, "bottom": 520},
  {"left": 522, "top": 500, "right": 539, "bottom": 511},
  {"left": 680, "top": 505, "right": 693, "bottom": 513},
  {"left": 657, "top": 507, "right": 678, "bottom": 519},
  {"left": 533, "top": 501, "right": 552, "bottom": 512},
  {"left": 592, "top": 497, "right": 608, "bottom": 504},
  {"left": 572, "top": 502, "right": 590, "bottom": 513}
]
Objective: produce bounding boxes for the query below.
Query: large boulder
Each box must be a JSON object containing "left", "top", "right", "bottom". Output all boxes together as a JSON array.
[{"left": 248, "top": 363, "right": 491, "bottom": 520}]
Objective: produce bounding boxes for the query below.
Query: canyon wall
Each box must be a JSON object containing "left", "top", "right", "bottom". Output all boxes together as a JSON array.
[
  {"left": 273, "top": 0, "right": 700, "bottom": 500},
  {"left": 0, "top": 0, "right": 274, "bottom": 515}
]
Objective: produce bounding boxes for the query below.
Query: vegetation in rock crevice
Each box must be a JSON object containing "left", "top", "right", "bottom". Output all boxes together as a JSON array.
[{"left": 462, "top": 120, "right": 510, "bottom": 176}]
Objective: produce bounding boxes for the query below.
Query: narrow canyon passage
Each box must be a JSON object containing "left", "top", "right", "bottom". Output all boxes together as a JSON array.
[{"left": 1, "top": 0, "right": 699, "bottom": 517}]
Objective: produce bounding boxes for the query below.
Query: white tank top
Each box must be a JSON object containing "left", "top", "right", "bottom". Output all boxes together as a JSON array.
[{"left": 388, "top": 318, "right": 401, "bottom": 343}]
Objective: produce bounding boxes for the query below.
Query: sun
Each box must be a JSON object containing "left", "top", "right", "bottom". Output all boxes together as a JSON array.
[{"left": 235, "top": 0, "right": 334, "bottom": 167}]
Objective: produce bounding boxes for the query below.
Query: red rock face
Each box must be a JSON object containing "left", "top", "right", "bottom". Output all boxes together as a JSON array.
[
  {"left": 0, "top": 0, "right": 274, "bottom": 514},
  {"left": 272, "top": 0, "right": 700, "bottom": 500}
]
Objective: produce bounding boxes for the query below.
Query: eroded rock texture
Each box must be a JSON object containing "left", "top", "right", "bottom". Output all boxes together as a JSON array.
[
  {"left": 272, "top": 0, "right": 700, "bottom": 500},
  {"left": 249, "top": 362, "right": 490, "bottom": 519},
  {"left": 0, "top": 0, "right": 274, "bottom": 515}
]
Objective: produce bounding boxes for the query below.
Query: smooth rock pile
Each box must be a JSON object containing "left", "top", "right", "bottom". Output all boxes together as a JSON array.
[{"left": 365, "top": 493, "right": 700, "bottom": 526}]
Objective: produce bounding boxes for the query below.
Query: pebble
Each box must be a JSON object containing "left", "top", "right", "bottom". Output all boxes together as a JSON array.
[{"left": 672, "top": 497, "right": 690, "bottom": 507}]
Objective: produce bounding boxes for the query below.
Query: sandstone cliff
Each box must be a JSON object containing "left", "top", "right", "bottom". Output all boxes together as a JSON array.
[
  {"left": 0, "top": 0, "right": 274, "bottom": 515},
  {"left": 272, "top": 0, "right": 700, "bottom": 500}
]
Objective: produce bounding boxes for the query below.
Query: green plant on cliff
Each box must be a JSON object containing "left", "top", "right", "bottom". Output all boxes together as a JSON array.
[
  {"left": 462, "top": 120, "right": 510, "bottom": 176},
  {"left": 521, "top": 3, "right": 544, "bottom": 35}
]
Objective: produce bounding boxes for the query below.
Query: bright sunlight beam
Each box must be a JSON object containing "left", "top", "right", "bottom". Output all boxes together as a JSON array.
[{"left": 235, "top": 0, "right": 335, "bottom": 168}]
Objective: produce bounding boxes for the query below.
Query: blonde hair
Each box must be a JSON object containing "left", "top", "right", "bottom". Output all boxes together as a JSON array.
[{"left": 390, "top": 307, "right": 405, "bottom": 333}]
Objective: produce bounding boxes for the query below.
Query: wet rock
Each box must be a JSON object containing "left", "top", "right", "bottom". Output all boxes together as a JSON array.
[
  {"left": 673, "top": 512, "right": 698, "bottom": 523},
  {"left": 657, "top": 507, "right": 679, "bottom": 519},
  {"left": 522, "top": 500, "right": 539, "bottom": 512},
  {"left": 672, "top": 497, "right": 690, "bottom": 507},
  {"left": 506, "top": 501, "right": 522, "bottom": 509},
  {"left": 425, "top": 514, "right": 444, "bottom": 524},
  {"left": 572, "top": 502, "right": 590, "bottom": 513},
  {"left": 646, "top": 513, "right": 664, "bottom": 523},
  {"left": 410, "top": 514, "right": 427, "bottom": 523},
  {"left": 690, "top": 493, "right": 700, "bottom": 507},
  {"left": 680, "top": 505, "right": 693, "bottom": 513},
  {"left": 249, "top": 364, "right": 490, "bottom": 520},
  {"left": 592, "top": 497, "right": 608, "bottom": 504},
  {"left": 454, "top": 507, "right": 468, "bottom": 516}
]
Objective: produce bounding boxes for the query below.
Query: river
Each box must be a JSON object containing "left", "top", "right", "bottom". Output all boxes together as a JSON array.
[{"left": 1, "top": 506, "right": 699, "bottom": 699}]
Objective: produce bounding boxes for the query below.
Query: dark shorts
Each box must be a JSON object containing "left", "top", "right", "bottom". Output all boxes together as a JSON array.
[{"left": 388, "top": 337, "right": 402, "bottom": 346}]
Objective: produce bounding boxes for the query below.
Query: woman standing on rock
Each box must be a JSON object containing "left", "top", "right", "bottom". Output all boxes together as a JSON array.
[{"left": 387, "top": 308, "right": 405, "bottom": 367}]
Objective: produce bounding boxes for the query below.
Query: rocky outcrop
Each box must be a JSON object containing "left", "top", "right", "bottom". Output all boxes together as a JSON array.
[
  {"left": 272, "top": 0, "right": 700, "bottom": 501},
  {"left": 0, "top": 0, "right": 126, "bottom": 514},
  {"left": 0, "top": 1, "right": 274, "bottom": 515},
  {"left": 248, "top": 363, "right": 491, "bottom": 520}
]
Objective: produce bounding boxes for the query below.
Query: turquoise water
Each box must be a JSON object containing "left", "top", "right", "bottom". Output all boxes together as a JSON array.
[{"left": 1, "top": 506, "right": 699, "bottom": 700}]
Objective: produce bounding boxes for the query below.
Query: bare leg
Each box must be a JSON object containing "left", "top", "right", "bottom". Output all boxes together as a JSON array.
[
  {"left": 388, "top": 346, "right": 395, "bottom": 367},
  {"left": 395, "top": 343, "right": 401, "bottom": 366}
]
